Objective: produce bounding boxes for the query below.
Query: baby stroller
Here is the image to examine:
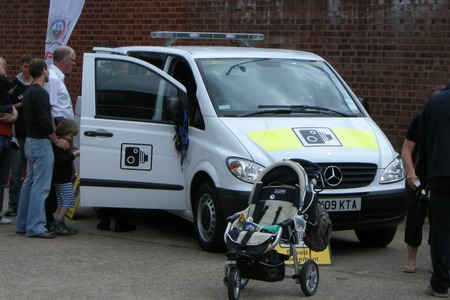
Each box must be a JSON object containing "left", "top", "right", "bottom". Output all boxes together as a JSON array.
[{"left": 223, "top": 159, "right": 327, "bottom": 299}]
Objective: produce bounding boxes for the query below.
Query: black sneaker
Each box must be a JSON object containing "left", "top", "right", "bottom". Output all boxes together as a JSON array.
[
  {"left": 47, "top": 223, "right": 57, "bottom": 232},
  {"left": 30, "top": 231, "right": 55, "bottom": 239},
  {"left": 424, "top": 285, "right": 449, "bottom": 298},
  {"left": 10, "top": 137, "right": 20, "bottom": 150},
  {"left": 64, "top": 225, "right": 77, "bottom": 235},
  {"left": 53, "top": 223, "right": 69, "bottom": 235},
  {"left": 5, "top": 208, "right": 17, "bottom": 217}
]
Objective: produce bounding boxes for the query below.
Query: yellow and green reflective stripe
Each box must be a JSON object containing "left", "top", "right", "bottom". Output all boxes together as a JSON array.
[
  {"left": 246, "top": 128, "right": 302, "bottom": 151},
  {"left": 246, "top": 128, "right": 378, "bottom": 151},
  {"left": 332, "top": 128, "right": 378, "bottom": 150}
]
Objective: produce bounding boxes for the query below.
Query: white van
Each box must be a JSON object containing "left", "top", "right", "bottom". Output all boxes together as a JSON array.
[{"left": 75, "top": 32, "right": 406, "bottom": 252}]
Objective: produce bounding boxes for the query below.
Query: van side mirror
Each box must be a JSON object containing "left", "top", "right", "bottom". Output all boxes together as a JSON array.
[
  {"left": 358, "top": 97, "right": 370, "bottom": 115},
  {"left": 164, "top": 97, "right": 185, "bottom": 125}
]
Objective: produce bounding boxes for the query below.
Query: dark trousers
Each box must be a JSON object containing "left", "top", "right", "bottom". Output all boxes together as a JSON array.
[
  {"left": 94, "top": 207, "right": 136, "bottom": 232},
  {"left": 45, "top": 184, "right": 57, "bottom": 227},
  {"left": 404, "top": 182, "right": 430, "bottom": 247},
  {"left": 429, "top": 177, "right": 450, "bottom": 294}
]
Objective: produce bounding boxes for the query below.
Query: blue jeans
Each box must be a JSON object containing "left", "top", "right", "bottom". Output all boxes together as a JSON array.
[
  {"left": 16, "top": 138, "right": 54, "bottom": 236},
  {"left": 0, "top": 135, "right": 12, "bottom": 220},
  {"left": 8, "top": 136, "right": 26, "bottom": 211}
]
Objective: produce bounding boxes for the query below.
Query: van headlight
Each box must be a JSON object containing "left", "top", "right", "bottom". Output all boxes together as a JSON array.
[
  {"left": 380, "top": 156, "right": 405, "bottom": 184},
  {"left": 226, "top": 157, "right": 265, "bottom": 183}
]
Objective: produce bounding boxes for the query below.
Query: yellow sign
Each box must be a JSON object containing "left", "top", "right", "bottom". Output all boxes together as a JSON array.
[
  {"left": 275, "top": 244, "right": 332, "bottom": 265},
  {"left": 66, "top": 174, "right": 81, "bottom": 220}
]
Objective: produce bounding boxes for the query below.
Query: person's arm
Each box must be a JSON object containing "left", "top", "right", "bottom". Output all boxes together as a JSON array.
[
  {"left": 10, "top": 80, "right": 24, "bottom": 109},
  {"left": 48, "top": 132, "right": 69, "bottom": 150},
  {"left": 71, "top": 148, "right": 80, "bottom": 158},
  {"left": 44, "top": 73, "right": 58, "bottom": 107},
  {"left": 416, "top": 111, "right": 427, "bottom": 186},
  {"left": 13, "top": 101, "right": 23, "bottom": 109},
  {"left": 0, "top": 105, "right": 18, "bottom": 123},
  {"left": 401, "top": 138, "right": 418, "bottom": 189},
  {"left": 34, "top": 88, "right": 68, "bottom": 150}
]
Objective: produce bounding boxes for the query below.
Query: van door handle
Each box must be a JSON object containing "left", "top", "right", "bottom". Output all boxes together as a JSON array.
[{"left": 84, "top": 131, "right": 114, "bottom": 137}]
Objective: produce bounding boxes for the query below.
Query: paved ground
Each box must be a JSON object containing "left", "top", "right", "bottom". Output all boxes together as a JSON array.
[{"left": 0, "top": 190, "right": 436, "bottom": 300}]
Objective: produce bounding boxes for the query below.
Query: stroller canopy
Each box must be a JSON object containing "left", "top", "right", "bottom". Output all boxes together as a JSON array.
[{"left": 249, "top": 160, "right": 309, "bottom": 209}]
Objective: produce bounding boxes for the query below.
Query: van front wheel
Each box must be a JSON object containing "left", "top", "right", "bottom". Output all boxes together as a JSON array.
[{"left": 194, "top": 182, "right": 226, "bottom": 252}]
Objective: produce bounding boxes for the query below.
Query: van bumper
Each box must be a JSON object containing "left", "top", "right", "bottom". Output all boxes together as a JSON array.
[
  {"left": 322, "top": 188, "right": 407, "bottom": 231},
  {"left": 217, "top": 187, "right": 406, "bottom": 230}
]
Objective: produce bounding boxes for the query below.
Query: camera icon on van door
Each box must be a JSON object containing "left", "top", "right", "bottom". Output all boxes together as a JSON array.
[
  {"left": 125, "top": 147, "right": 148, "bottom": 166},
  {"left": 121, "top": 144, "right": 152, "bottom": 170}
]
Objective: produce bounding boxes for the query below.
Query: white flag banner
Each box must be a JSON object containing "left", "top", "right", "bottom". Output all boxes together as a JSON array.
[{"left": 44, "top": 0, "right": 85, "bottom": 62}]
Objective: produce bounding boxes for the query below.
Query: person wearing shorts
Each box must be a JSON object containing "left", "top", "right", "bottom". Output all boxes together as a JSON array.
[{"left": 50, "top": 118, "right": 79, "bottom": 235}]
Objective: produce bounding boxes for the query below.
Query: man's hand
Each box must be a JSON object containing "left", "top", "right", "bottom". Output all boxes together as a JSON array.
[
  {"left": 54, "top": 138, "right": 70, "bottom": 150},
  {"left": 72, "top": 150, "right": 80, "bottom": 157},
  {"left": 406, "top": 173, "right": 419, "bottom": 190},
  {"left": 0, "top": 107, "right": 18, "bottom": 123}
]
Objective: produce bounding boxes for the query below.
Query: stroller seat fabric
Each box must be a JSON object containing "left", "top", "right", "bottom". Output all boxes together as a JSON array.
[
  {"left": 249, "top": 185, "right": 299, "bottom": 226},
  {"left": 226, "top": 161, "right": 311, "bottom": 256},
  {"left": 226, "top": 185, "right": 300, "bottom": 256},
  {"left": 226, "top": 229, "right": 275, "bottom": 256}
]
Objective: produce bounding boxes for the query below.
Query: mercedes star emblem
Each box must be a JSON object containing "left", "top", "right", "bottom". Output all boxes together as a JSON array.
[{"left": 324, "top": 165, "right": 343, "bottom": 186}]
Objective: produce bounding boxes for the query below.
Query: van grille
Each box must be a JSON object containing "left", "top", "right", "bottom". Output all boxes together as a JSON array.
[{"left": 302, "top": 163, "right": 378, "bottom": 189}]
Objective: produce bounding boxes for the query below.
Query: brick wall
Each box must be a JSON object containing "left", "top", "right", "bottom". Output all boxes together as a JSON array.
[{"left": 1, "top": 0, "right": 449, "bottom": 151}]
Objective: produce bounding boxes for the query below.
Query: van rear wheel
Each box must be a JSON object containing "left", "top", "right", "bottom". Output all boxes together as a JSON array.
[
  {"left": 194, "top": 182, "right": 225, "bottom": 252},
  {"left": 355, "top": 226, "right": 397, "bottom": 247}
]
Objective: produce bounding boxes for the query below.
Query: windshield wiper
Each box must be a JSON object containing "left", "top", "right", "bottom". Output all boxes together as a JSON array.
[
  {"left": 225, "top": 58, "right": 269, "bottom": 76},
  {"left": 258, "top": 104, "right": 352, "bottom": 117},
  {"left": 238, "top": 109, "right": 293, "bottom": 117}
]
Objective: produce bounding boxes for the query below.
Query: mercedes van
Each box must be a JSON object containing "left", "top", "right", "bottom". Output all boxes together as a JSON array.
[{"left": 75, "top": 32, "right": 406, "bottom": 252}]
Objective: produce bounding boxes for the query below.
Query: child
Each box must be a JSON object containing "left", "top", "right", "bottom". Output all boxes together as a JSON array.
[
  {"left": 0, "top": 56, "right": 20, "bottom": 150},
  {"left": 51, "top": 119, "right": 80, "bottom": 235}
]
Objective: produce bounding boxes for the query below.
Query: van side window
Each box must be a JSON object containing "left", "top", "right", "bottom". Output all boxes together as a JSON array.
[{"left": 95, "top": 59, "right": 178, "bottom": 122}]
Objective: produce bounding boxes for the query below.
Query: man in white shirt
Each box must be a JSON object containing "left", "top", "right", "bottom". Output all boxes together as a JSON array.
[
  {"left": 44, "top": 46, "right": 76, "bottom": 122},
  {"left": 44, "top": 45, "right": 77, "bottom": 230}
]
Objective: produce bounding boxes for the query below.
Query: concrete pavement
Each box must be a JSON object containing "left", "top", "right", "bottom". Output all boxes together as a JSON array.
[{"left": 0, "top": 190, "right": 436, "bottom": 300}]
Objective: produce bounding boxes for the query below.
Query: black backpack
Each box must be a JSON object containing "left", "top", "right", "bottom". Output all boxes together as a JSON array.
[{"left": 303, "top": 202, "right": 332, "bottom": 252}]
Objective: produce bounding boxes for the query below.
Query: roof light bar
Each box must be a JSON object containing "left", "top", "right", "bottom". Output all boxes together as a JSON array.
[{"left": 151, "top": 31, "right": 264, "bottom": 47}]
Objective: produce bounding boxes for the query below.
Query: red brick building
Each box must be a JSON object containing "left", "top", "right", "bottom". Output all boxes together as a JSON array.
[{"left": 1, "top": 0, "right": 449, "bottom": 151}]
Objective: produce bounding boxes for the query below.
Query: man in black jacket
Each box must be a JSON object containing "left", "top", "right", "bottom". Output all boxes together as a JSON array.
[
  {"left": 416, "top": 83, "right": 450, "bottom": 298},
  {"left": 15, "top": 58, "right": 68, "bottom": 238}
]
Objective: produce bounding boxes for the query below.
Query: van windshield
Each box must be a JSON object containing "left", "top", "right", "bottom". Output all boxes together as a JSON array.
[{"left": 197, "top": 58, "right": 362, "bottom": 117}]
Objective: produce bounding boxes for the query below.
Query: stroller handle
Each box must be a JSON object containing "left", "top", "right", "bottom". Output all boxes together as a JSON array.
[
  {"left": 289, "top": 158, "right": 323, "bottom": 185},
  {"left": 288, "top": 158, "right": 323, "bottom": 173}
]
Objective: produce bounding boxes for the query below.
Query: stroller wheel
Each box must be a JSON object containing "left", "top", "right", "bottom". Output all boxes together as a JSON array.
[
  {"left": 240, "top": 277, "right": 249, "bottom": 289},
  {"left": 299, "top": 259, "right": 319, "bottom": 296},
  {"left": 227, "top": 267, "right": 242, "bottom": 300}
]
